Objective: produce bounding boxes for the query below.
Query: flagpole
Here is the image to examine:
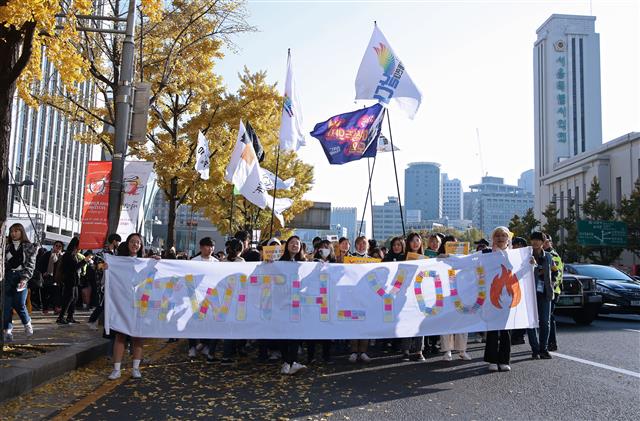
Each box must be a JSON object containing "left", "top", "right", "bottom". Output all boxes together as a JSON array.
[
  {"left": 268, "top": 144, "right": 281, "bottom": 239},
  {"left": 386, "top": 109, "right": 405, "bottom": 237},
  {"left": 358, "top": 155, "right": 377, "bottom": 237},
  {"left": 368, "top": 157, "right": 375, "bottom": 240},
  {"left": 229, "top": 185, "right": 235, "bottom": 235}
]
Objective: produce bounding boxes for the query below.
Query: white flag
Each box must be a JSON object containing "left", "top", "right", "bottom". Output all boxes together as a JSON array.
[
  {"left": 261, "top": 168, "right": 295, "bottom": 191},
  {"left": 226, "top": 120, "right": 293, "bottom": 225},
  {"left": 195, "top": 131, "right": 211, "bottom": 180},
  {"left": 355, "top": 25, "right": 422, "bottom": 119},
  {"left": 377, "top": 134, "right": 399, "bottom": 153},
  {"left": 279, "top": 51, "right": 305, "bottom": 151}
]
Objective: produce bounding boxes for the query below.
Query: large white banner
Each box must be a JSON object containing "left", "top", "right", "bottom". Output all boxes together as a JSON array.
[
  {"left": 116, "top": 161, "right": 154, "bottom": 238},
  {"left": 105, "top": 249, "right": 537, "bottom": 339}
]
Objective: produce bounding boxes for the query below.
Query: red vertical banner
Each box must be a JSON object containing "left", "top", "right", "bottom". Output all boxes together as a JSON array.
[{"left": 79, "top": 161, "right": 113, "bottom": 249}]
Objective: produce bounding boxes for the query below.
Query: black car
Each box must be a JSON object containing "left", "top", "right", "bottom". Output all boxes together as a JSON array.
[
  {"left": 565, "top": 264, "right": 640, "bottom": 315},
  {"left": 554, "top": 273, "right": 602, "bottom": 325}
]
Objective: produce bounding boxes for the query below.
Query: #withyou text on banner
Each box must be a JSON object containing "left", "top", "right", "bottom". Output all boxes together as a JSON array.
[{"left": 105, "top": 248, "right": 538, "bottom": 339}]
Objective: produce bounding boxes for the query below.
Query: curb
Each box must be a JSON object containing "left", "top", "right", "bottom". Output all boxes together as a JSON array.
[{"left": 0, "top": 337, "right": 110, "bottom": 403}]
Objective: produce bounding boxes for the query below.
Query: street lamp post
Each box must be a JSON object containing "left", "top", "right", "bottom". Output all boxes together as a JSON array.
[{"left": 7, "top": 178, "right": 34, "bottom": 217}]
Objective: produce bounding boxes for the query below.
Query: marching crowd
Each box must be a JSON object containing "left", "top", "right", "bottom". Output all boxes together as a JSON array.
[{"left": 3, "top": 222, "right": 564, "bottom": 380}]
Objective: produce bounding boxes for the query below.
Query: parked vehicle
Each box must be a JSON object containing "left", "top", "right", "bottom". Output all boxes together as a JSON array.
[
  {"left": 564, "top": 264, "right": 640, "bottom": 315},
  {"left": 555, "top": 273, "right": 602, "bottom": 325}
]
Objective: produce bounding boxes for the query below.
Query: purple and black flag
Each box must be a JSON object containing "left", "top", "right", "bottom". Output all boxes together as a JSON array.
[{"left": 310, "top": 103, "right": 385, "bottom": 165}]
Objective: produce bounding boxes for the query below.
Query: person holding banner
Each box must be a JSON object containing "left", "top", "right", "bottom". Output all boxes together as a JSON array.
[
  {"left": 306, "top": 240, "right": 336, "bottom": 364},
  {"left": 188, "top": 237, "right": 218, "bottom": 360},
  {"left": 108, "top": 233, "right": 152, "bottom": 380},
  {"left": 3, "top": 224, "right": 38, "bottom": 342},
  {"left": 401, "top": 233, "right": 427, "bottom": 362},
  {"left": 483, "top": 226, "right": 513, "bottom": 372},
  {"left": 335, "top": 237, "right": 351, "bottom": 263},
  {"left": 425, "top": 234, "right": 441, "bottom": 258},
  {"left": 348, "top": 236, "right": 372, "bottom": 363},
  {"left": 438, "top": 235, "right": 472, "bottom": 362},
  {"left": 383, "top": 237, "right": 405, "bottom": 262},
  {"left": 279, "top": 236, "right": 308, "bottom": 375}
]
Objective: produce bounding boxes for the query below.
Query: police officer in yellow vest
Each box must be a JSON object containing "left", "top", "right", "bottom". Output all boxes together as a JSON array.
[{"left": 544, "top": 234, "right": 563, "bottom": 352}]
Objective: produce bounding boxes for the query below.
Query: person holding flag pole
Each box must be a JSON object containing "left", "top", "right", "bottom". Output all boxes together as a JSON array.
[
  {"left": 270, "top": 49, "right": 305, "bottom": 239},
  {"left": 354, "top": 21, "right": 423, "bottom": 238}
]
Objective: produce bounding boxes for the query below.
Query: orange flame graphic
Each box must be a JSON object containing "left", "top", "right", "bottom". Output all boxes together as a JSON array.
[{"left": 490, "top": 265, "right": 521, "bottom": 309}]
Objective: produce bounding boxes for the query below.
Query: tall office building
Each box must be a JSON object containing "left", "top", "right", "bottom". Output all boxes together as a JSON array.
[
  {"left": 330, "top": 207, "right": 357, "bottom": 245},
  {"left": 442, "top": 173, "right": 463, "bottom": 220},
  {"left": 372, "top": 197, "right": 404, "bottom": 242},
  {"left": 468, "top": 176, "right": 535, "bottom": 236},
  {"left": 534, "top": 14, "right": 602, "bottom": 217},
  {"left": 405, "top": 162, "right": 441, "bottom": 221},
  {"left": 8, "top": 61, "right": 100, "bottom": 244},
  {"left": 518, "top": 169, "right": 535, "bottom": 194}
]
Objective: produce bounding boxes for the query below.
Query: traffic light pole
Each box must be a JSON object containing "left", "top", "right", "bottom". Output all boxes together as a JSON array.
[{"left": 107, "top": 0, "right": 137, "bottom": 235}]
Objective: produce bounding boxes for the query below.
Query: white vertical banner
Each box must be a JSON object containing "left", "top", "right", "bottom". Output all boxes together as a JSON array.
[
  {"left": 279, "top": 51, "right": 306, "bottom": 152},
  {"left": 117, "top": 161, "right": 154, "bottom": 239},
  {"left": 194, "top": 131, "right": 211, "bottom": 180}
]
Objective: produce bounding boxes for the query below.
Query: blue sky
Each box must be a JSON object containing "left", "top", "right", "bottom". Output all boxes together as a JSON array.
[{"left": 217, "top": 0, "right": 639, "bottom": 223}]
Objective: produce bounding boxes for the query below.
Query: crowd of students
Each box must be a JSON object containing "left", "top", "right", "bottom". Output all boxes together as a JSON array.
[{"left": 3, "top": 223, "right": 563, "bottom": 380}]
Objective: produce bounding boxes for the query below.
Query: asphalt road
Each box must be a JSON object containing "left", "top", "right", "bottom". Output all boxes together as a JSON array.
[{"left": 6, "top": 315, "right": 640, "bottom": 420}]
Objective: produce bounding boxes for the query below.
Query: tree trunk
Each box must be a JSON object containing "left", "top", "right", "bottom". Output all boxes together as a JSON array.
[{"left": 166, "top": 177, "right": 178, "bottom": 249}]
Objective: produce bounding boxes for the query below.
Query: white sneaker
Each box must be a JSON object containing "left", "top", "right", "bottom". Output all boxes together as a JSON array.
[
  {"left": 201, "top": 346, "right": 209, "bottom": 356},
  {"left": 24, "top": 323, "right": 33, "bottom": 337},
  {"left": 488, "top": 363, "right": 499, "bottom": 372},
  {"left": 131, "top": 368, "right": 142, "bottom": 379},
  {"left": 348, "top": 353, "right": 358, "bottom": 363},
  {"left": 443, "top": 351, "right": 453, "bottom": 361},
  {"left": 4, "top": 331, "right": 13, "bottom": 342},
  {"left": 108, "top": 369, "right": 121, "bottom": 380},
  {"left": 459, "top": 351, "right": 472, "bottom": 361},
  {"left": 499, "top": 364, "right": 511, "bottom": 371},
  {"left": 289, "top": 362, "right": 307, "bottom": 375},
  {"left": 359, "top": 353, "right": 371, "bottom": 363},
  {"left": 87, "top": 321, "right": 98, "bottom": 331},
  {"left": 188, "top": 347, "right": 197, "bottom": 358},
  {"left": 280, "top": 362, "right": 291, "bottom": 375}
]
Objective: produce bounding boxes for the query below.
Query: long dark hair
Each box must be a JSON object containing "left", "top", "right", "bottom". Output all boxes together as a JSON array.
[
  {"left": 66, "top": 237, "right": 80, "bottom": 254},
  {"left": 226, "top": 238, "right": 243, "bottom": 261},
  {"left": 117, "top": 233, "right": 144, "bottom": 257},
  {"left": 8, "top": 223, "right": 30, "bottom": 244},
  {"left": 313, "top": 239, "right": 336, "bottom": 263},
  {"left": 438, "top": 235, "right": 457, "bottom": 255},
  {"left": 405, "top": 232, "right": 424, "bottom": 254},
  {"left": 280, "top": 235, "right": 306, "bottom": 261}
]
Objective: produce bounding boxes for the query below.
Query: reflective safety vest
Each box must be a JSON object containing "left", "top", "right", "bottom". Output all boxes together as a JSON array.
[{"left": 548, "top": 249, "right": 563, "bottom": 294}]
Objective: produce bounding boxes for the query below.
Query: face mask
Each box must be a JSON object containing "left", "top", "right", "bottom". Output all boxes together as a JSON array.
[{"left": 319, "top": 248, "right": 330, "bottom": 258}]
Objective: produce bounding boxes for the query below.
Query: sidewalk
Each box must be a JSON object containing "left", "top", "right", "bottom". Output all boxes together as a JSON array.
[{"left": 0, "top": 308, "right": 109, "bottom": 402}]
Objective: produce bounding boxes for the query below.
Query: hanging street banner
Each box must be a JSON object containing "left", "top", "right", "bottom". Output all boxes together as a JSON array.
[
  {"left": 117, "top": 161, "right": 154, "bottom": 239},
  {"left": 105, "top": 248, "right": 537, "bottom": 339},
  {"left": 310, "top": 103, "right": 385, "bottom": 165},
  {"left": 355, "top": 25, "right": 423, "bottom": 119},
  {"left": 79, "top": 161, "right": 112, "bottom": 249},
  {"left": 577, "top": 220, "right": 628, "bottom": 247},
  {"left": 194, "top": 131, "right": 211, "bottom": 180}
]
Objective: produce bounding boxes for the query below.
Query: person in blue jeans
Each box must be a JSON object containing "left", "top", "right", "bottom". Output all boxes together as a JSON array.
[
  {"left": 527, "top": 231, "right": 556, "bottom": 360},
  {"left": 3, "top": 223, "right": 38, "bottom": 342}
]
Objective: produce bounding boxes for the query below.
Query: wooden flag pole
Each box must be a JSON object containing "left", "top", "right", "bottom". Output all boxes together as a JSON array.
[
  {"left": 229, "top": 184, "right": 235, "bottom": 236},
  {"left": 358, "top": 155, "right": 377, "bottom": 237},
  {"left": 386, "top": 109, "right": 405, "bottom": 237}
]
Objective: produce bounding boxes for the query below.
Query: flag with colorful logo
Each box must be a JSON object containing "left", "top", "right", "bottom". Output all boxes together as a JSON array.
[
  {"left": 279, "top": 50, "right": 306, "bottom": 152},
  {"left": 355, "top": 25, "right": 422, "bottom": 119},
  {"left": 310, "top": 103, "right": 385, "bottom": 165}
]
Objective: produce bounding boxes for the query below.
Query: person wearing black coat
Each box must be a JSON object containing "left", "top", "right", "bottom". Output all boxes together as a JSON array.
[{"left": 56, "top": 237, "right": 91, "bottom": 324}]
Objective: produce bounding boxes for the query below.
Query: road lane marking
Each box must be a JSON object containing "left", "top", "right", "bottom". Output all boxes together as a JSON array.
[
  {"left": 51, "top": 340, "right": 180, "bottom": 421},
  {"left": 551, "top": 352, "right": 640, "bottom": 379},
  {"left": 623, "top": 329, "right": 640, "bottom": 333},
  {"left": 322, "top": 360, "right": 430, "bottom": 377}
]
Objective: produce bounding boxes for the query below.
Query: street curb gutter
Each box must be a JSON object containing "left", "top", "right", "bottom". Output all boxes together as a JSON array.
[{"left": 0, "top": 338, "right": 109, "bottom": 403}]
